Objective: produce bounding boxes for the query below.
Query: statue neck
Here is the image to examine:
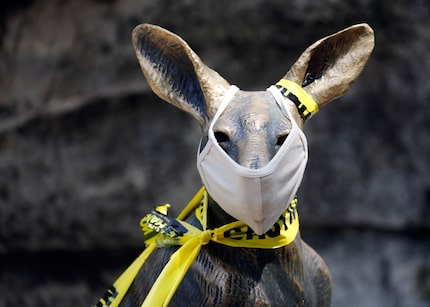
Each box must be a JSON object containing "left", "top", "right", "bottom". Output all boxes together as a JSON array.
[{"left": 206, "top": 195, "right": 237, "bottom": 229}]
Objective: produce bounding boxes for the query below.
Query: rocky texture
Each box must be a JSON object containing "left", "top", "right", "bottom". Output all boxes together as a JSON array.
[
  {"left": 1, "top": 0, "right": 429, "bottom": 306},
  {"left": 305, "top": 228, "right": 430, "bottom": 307}
]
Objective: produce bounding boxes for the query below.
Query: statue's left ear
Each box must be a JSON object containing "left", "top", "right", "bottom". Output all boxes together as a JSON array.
[{"left": 283, "top": 23, "right": 375, "bottom": 108}]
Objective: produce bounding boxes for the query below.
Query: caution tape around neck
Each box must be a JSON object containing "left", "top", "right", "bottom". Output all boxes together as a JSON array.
[
  {"left": 275, "top": 79, "right": 319, "bottom": 119},
  {"left": 94, "top": 186, "right": 300, "bottom": 307}
]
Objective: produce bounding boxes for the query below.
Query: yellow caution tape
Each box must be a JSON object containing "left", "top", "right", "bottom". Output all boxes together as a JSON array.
[
  {"left": 275, "top": 79, "right": 319, "bottom": 119},
  {"left": 95, "top": 186, "right": 299, "bottom": 307}
]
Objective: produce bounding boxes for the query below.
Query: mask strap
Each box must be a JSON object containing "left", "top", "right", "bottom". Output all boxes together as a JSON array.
[
  {"left": 267, "top": 85, "right": 300, "bottom": 129},
  {"left": 198, "top": 85, "right": 239, "bottom": 154},
  {"left": 209, "top": 85, "right": 240, "bottom": 129},
  {"left": 274, "top": 79, "right": 319, "bottom": 119},
  {"left": 266, "top": 85, "right": 309, "bottom": 153}
]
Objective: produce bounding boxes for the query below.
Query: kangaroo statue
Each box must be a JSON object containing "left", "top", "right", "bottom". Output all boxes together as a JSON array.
[{"left": 117, "top": 23, "right": 374, "bottom": 306}]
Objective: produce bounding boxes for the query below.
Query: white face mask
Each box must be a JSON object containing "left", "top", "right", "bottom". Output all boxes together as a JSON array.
[{"left": 197, "top": 85, "right": 308, "bottom": 235}]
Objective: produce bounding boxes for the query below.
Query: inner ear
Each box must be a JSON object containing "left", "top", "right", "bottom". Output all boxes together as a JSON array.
[
  {"left": 138, "top": 35, "right": 206, "bottom": 113},
  {"left": 133, "top": 24, "right": 232, "bottom": 127},
  {"left": 301, "top": 31, "right": 361, "bottom": 88},
  {"left": 133, "top": 25, "right": 207, "bottom": 123},
  {"left": 301, "top": 40, "right": 340, "bottom": 88}
]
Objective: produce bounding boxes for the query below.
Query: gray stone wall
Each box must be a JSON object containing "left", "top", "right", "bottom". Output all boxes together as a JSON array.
[{"left": 1, "top": 0, "right": 429, "bottom": 306}]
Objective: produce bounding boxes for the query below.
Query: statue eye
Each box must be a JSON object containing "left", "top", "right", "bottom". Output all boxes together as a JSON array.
[
  {"left": 214, "top": 131, "right": 230, "bottom": 144},
  {"left": 275, "top": 134, "right": 288, "bottom": 147}
]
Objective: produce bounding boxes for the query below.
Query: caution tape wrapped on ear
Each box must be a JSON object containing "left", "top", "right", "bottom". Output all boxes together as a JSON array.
[{"left": 275, "top": 79, "right": 319, "bottom": 119}]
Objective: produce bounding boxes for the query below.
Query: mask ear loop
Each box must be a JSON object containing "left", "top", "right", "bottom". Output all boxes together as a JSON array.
[
  {"left": 209, "top": 85, "right": 240, "bottom": 131},
  {"left": 267, "top": 85, "right": 299, "bottom": 127},
  {"left": 267, "top": 85, "right": 309, "bottom": 160},
  {"left": 197, "top": 85, "right": 240, "bottom": 154}
]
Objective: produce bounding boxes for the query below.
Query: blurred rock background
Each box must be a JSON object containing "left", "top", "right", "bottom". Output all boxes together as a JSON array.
[{"left": 1, "top": 0, "right": 429, "bottom": 306}]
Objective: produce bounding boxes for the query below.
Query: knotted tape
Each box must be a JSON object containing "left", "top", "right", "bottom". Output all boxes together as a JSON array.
[{"left": 95, "top": 187, "right": 300, "bottom": 307}]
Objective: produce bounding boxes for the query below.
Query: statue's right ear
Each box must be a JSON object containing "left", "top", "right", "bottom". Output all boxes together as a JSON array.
[{"left": 132, "top": 24, "right": 231, "bottom": 126}]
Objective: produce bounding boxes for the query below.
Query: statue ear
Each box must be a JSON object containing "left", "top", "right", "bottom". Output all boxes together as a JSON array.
[
  {"left": 132, "top": 24, "right": 230, "bottom": 126},
  {"left": 283, "top": 23, "right": 375, "bottom": 108}
]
